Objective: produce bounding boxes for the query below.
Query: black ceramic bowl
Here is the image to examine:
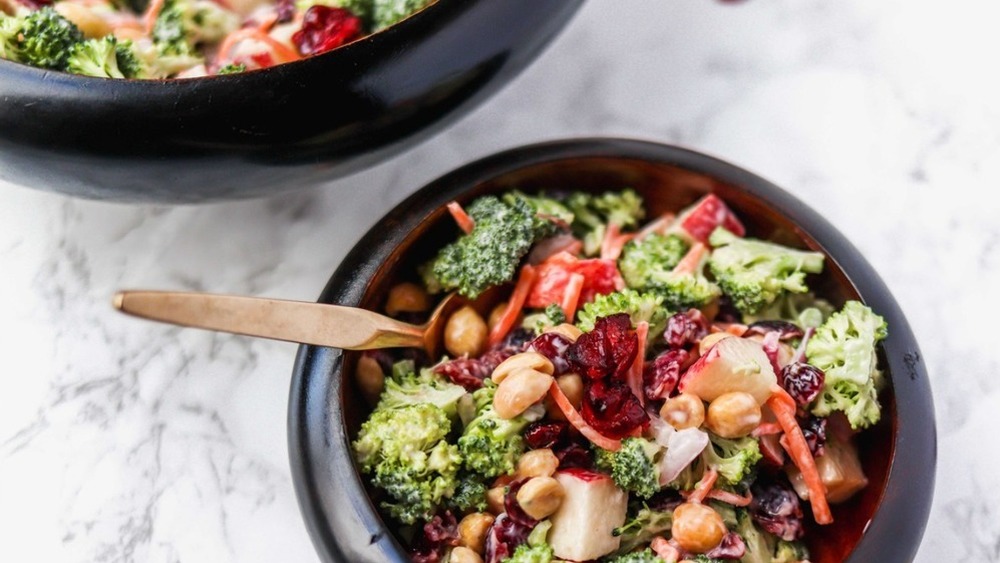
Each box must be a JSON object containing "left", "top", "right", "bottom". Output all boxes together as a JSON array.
[
  {"left": 0, "top": 0, "right": 582, "bottom": 202},
  {"left": 288, "top": 138, "right": 936, "bottom": 562}
]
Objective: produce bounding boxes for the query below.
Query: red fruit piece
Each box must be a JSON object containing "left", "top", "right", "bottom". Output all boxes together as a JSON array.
[
  {"left": 749, "top": 478, "right": 805, "bottom": 541},
  {"left": 568, "top": 314, "right": 638, "bottom": 380},
  {"left": 410, "top": 510, "right": 460, "bottom": 563},
  {"left": 484, "top": 514, "right": 532, "bottom": 563},
  {"left": 293, "top": 6, "right": 363, "bottom": 56},
  {"left": 503, "top": 478, "right": 539, "bottom": 527},
  {"left": 526, "top": 252, "right": 623, "bottom": 309},
  {"left": 780, "top": 362, "right": 825, "bottom": 406},
  {"left": 643, "top": 349, "right": 689, "bottom": 401},
  {"left": 663, "top": 309, "right": 709, "bottom": 350},
  {"left": 524, "top": 421, "right": 569, "bottom": 450},
  {"left": 672, "top": 194, "right": 746, "bottom": 244},
  {"left": 704, "top": 532, "right": 747, "bottom": 560},
  {"left": 580, "top": 378, "right": 648, "bottom": 439},
  {"left": 528, "top": 332, "right": 574, "bottom": 375}
]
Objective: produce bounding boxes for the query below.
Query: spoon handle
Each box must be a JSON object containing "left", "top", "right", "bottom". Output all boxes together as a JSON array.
[{"left": 113, "top": 290, "right": 427, "bottom": 350}]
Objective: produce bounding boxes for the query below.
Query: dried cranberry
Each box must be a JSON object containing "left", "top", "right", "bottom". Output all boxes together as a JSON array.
[
  {"left": 483, "top": 514, "right": 532, "bottom": 563},
  {"left": 750, "top": 477, "right": 805, "bottom": 541},
  {"left": 745, "top": 320, "right": 805, "bottom": 341},
  {"left": 433, "top": 344, "right": 521, "bottom": 391},
  {"left": 503, "top": 479, "right": 538, "bottom": 527},
  {"left": 799, "top": 415, "right": 827, "bottom": 457},
  {"left": 275, "top": 0, "right": 295, "bottom": 22},
  {"left": 409, "top": 510, "right": 459, "bottom": 563},
  {"left": 780, "top": 362, "right": 826, "bottom": 406},
  {"left": 524, "top": 421, "right": 568, "bottom": 450},
  {"left": 643, "top": 349, "right": 688, "bottom": 401},
  {"left": 554, "top": 442, "right": 592, "bottom": 469},
  {"left": 528, "top": 332, "right": 574, "bottom": 375},
  {"left": 292, "top": 6, "right": 363, "bottom": 56},
  {"left": 663, "top": 310, "right": 709, "bottom": 350},
  {"left": 14, "top": 0, "right": 52, "bottom": 8},
  {"left": 568, "top": 314, "right": 637, "bottom": 379},
  {"left": 581, "top": 377, "right": 648, "bottom": 439},
  {"left": 705, "top": 532, "right": 747, "bottom": 559}
]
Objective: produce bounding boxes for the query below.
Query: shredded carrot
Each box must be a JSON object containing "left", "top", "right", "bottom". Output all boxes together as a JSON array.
[
  {"left": 256, "top": 12, "right": 279, "bottom": 33},
  {"left": 627, "top": 321, "right": 648, "bottom": 407},
  {"left": 672, "top": 242, "right": 708, "bottom": 275},
  {"left": 688, "top": 466, "right": 719, "bottom": 504},
  {"left": 447, "top": 201, "right": 475, "bottom": 234},
  {"left": 600, "top": 223, "right": 635, "bottom": 261},
  {"left": 637, "top": 212, "right": 677, "bottom": 240},
  {"left": 488, "top": 265, "right": 537, "bottom": 347},
  {"left": 706, "top": 488, "right": 753, "bottom": 507},
  {"left": 548, "top": 381, "right": 621, "bottom": 451},
  {"left": 650, "top": 537, "right": 680, "bottom": 562},
  {"left": 768, "top": 387, "right": 833, "bottom": 524},
  {"left": 142, "top": 0, "right": 165, "bottom": 34},
  {"left": 751, "top": 422, "right": 784, "bottom": 437},
  {"left": 218, "top": 28, "right": 301, "bottom": 65},
  {"left": 560, "top": 273, "right": 585, "bottom": 323}
]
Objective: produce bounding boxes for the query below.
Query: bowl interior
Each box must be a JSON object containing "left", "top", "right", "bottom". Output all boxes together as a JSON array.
[{"left": 290, "top": 140, "right": 933, "bottom": 563}]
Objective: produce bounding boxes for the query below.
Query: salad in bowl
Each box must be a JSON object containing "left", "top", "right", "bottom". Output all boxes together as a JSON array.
[{"left": 349, "top": 187, "right": 889, "bottom": 563}]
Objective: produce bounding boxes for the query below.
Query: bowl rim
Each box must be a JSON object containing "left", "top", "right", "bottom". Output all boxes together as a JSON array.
[
  {"left": 0, "top": 0, "right": 453, "bottom": 85},
  {"left": 288, "top": 137, "right": 937, "bottom": 563}
]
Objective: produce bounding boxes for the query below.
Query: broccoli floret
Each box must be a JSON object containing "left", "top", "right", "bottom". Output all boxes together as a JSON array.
[
  {"left": 448, "top": 475, "right": 487, "bottom": 513},
  {"left": 689, "top": 557, "right": 724, "bottom": 563},
  {"left": 216, "top": 62, "right": 245, "bottom": 74},
  {"left": 708, "top": 227, "right": 825, "bottom": 315},
  {"left": 522, "top": 303, "right": 568, "bottom": 333},
  {"left": 427, "top": 195, "right": 556, "bottom": 299},
  {"left": 152, "top": 0, "right": 237, "bottom": 57},
  {"left": 597, "top": 437, "right": 662, "bottom": 499},
  {"left": 369, "top": 0, "right": 432, "bottom": 30},
  {"left": 612, "top": 506, "right": 673, "bottom": 554},
  {"left": 604, "top": 548, "right": 662, "bottom": 563},
  {"left": 503, "top": 543, "right": 554, "bottom": 563},
  {"left": 8, "top": 8, "right": 83, "bottom": 70},
  {"left": 376, "top": 363, "right": 467, "bottom": 419},
  {"left": 458, "top": 381, "right": 539, "bottom": 478},
  {"left": 701, "top": 433, "right": 761, "bottom": 487},
  {"left": 565, "top": 189, "right": 645, "bottom": 255},
  {"left": 618, "top": 232, "right": 719, "bottom": 309},
  {"left": 66, "top": 36, "right": 144, "bottom": 79},
  {"left": 618, "top": 233, "right": 689, "bottom": 288},
  {"left": 575, "top": 289, "right": 670, "bottom": 342},
  {"left": 517, "top": 192, "right": 575, "bottom": 225},
  {"left": 736, "top": 509, "right": 809, "bottom": 563},
  {"left": 1, "top": 15, "right": 22, "bottom": 62},
  {"left": 806, "top": 300, "right": 888, "bottom": 429},
  {"left": 353, "top": 403, "right": 462, "bottom": 524},
  {"left": 744, "top": 291, "right": 834, "bottom": 330}
]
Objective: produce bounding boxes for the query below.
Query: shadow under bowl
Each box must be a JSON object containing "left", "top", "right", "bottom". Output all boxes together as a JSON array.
[
  {"left": 0, "top": 0, "right": 582, "bottom": 202},
  {"left": 288, "top": 138, "right": 936, "bottom": 562}
]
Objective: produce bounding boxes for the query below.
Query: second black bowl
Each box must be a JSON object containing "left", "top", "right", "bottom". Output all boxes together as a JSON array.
[{"left": 0, "top": 0, "right": 582, "bottom": 202}]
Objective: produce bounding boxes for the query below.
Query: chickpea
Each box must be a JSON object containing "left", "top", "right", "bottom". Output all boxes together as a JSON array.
[
  {"left": 354, "top": 355, "right": 385, "bottom": 406},
  {"left": 449, "top": 546, "right": 484, "bottom": 563},
  {"left": 488, "top": 302, "right": 508, "bottom": 331},
  {"left": 516, "top": 449, "right": 559, "bottom": 479},
  {"left": 544, "top": 323, "right": 582, "bottom": 342},
  {"left": 384, "top": 282, "right": 430, "bottom": 316},
  {"left": 493, "top": 368, "right": 553, "bottom": 419},
  {"left": 444, "top": 306, "right": 488, "bottom": 358},
  {"left": 671, "top": 502, "right": 727, "bottom": 554},
  {"left": 54, "top": 2, "right": 113, "bottom": 38},
  {"left": 516, "top": 476, "right": 565, "bottom": 520},
  {"left": 698, "top": 332, "right": 734, "bottom": 355},
  {"left": 545, "top": 372, "right": 583, "bottom": 421},
  {"left": 458, "top": 513, "right": 494, "bottom": 554},
  {"left": 486, "top": 486, "right": 506, "bottom": 515},
  {"left": 491, "top": 352, "right": 554, "bottom": 384},
  {"left": 660, "top": 393, "right": 705, "bottom": 430},
  {"left": 705, "top": 392, "right": 761, "bottom": 438}
]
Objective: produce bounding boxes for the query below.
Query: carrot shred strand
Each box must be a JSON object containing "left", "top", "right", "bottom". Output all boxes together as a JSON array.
[
  {"left": 688, "top": 466, "right": 719, "bottom": 504},
  {"left": 768, "top": 387, "right": 833, "bottom": 524},
  {"left": 447, "top": 201, "right": 475, "bottom": 234},
  {"left": 548, "top": 381, "right": 621, "bottom": 451},
  {"left": 488, "top": 265, "right": 537, "bottom": 347}
]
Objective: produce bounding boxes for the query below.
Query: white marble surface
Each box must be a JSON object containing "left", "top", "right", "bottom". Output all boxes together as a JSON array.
[{"left": 1, "top": 0, "right": 998, "bottom": 561}]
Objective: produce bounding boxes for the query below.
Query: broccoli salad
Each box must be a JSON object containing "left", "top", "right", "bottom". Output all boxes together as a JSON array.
[
  {"left": 0, "top": 0, "right": 432, "bottom": 78},
  {"left": 354, "top": 189, "right": 889, "bottom": 563}
]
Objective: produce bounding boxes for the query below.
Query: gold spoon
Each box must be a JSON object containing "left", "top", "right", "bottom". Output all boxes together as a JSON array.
[{"left": 113, "top": 290, "right": 464, "bottom": 357}]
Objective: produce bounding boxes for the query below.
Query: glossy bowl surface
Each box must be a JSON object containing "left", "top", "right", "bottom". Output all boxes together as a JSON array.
[
  {"left": 288, "top": 138, "right": 936, "bottom": 562},
  {"left": 0, "top": 0, "right": 582, "bottom": 202}
]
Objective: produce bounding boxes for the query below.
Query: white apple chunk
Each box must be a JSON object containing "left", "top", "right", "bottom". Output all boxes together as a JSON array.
[
  {"left": 548, "top": 469, "right": 629, "bottom": 561},
  {"left": 679, "top": 337, "right": 777, "bottom": 405},
  {"left": 669, "top": 193, "right": 746, "bottom": 244}
]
